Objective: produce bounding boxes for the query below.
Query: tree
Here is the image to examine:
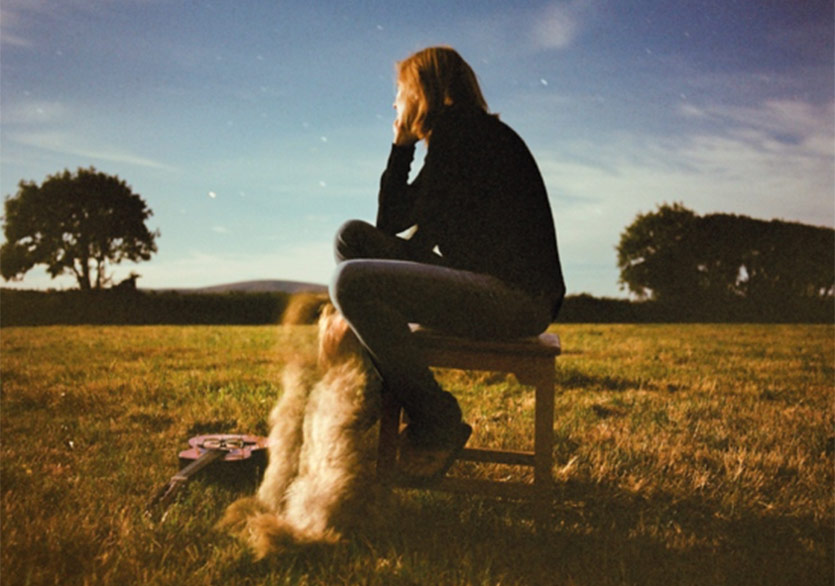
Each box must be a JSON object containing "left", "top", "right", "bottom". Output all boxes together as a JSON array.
[
  {"left": 738, "top": 218, "right": 835, "bottom": 305},
  {"left": 616, "top": 202, "right": 701, "bottom": 301},
  {"left": 1, "top": 167, "right": 159, "bottom": 290},
  {"left": 617, "top": 203, "right": 835, "bottom": 308}
]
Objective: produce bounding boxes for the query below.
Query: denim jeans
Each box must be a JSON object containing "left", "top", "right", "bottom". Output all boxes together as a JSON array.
[{"left": 329, "top": 220, "right": 552, "bottom": 442}]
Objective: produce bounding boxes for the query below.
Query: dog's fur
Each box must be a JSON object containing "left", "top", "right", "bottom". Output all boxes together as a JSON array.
[{"left": 219, "top": 304, "right": 383, "bottom": 557}]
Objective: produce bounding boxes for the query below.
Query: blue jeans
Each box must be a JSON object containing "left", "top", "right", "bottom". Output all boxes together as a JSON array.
[{"left": 329, "top": 220, "right": 552, "bottom": 443}]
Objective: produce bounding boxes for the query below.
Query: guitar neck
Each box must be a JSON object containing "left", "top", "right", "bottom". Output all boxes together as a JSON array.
[
  {"left": 145, "top": 448, "right": 227, "bottom": 518},
  {"left": 172, "top": 448, "right": 225, "bottom": 482}
]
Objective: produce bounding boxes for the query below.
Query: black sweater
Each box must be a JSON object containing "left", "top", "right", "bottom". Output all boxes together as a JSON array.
[{"left": 376, "top": 105, "right": 565, "bottom": 318}]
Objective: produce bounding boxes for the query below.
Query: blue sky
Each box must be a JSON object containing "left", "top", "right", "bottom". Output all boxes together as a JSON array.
[{"left": 1, "top": 0, "right": 833, "bottom": 297}]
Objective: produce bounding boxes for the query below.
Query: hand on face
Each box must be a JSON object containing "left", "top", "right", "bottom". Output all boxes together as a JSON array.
[{"left": 393, "top": 83, "right": 419, "bottom": 146}]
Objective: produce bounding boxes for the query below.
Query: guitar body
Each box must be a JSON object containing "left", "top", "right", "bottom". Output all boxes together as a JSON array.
[
  {"left": 146, "top": 433, "right": 269, "bottom": 519},
  {"left": 178, "top": 434, "right": 269, "bottom": 466}
]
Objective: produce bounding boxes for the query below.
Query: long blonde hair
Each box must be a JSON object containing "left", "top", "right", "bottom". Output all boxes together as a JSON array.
[{"left": 396, "top": 46, "right": 489, "bottom": 141}]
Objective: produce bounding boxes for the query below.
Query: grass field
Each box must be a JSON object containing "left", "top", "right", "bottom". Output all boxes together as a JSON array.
[{"left": 1, "top": 323, "right": 833, "bottom": 585}]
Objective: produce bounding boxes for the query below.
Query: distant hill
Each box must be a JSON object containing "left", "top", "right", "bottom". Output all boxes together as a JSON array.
[{"left": 160, "top": 280, "right": 328, "bottom": 295}]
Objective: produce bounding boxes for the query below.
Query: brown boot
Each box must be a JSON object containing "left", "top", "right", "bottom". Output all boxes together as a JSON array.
[{"left": 396, "top": 422, "right": 472, "bottom": 485}]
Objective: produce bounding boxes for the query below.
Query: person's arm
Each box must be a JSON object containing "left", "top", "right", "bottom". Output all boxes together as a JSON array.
[
  {"left": 376, "top": 143, "right": 420, "bottom": 235},
  {"left": 376, "top": 109, "right": 469, "bottom": 255},
  {"left": 403, "top": 119, "right": 468, "bottom": 249}
]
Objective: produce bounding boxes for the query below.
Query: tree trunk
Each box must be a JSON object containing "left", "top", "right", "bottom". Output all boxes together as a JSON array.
[
  {"left": 94, "top": 256, "right": 109, "bottom": 289},
  {"left": 77, "top": 257, "right": 92, "bottom": 290}
]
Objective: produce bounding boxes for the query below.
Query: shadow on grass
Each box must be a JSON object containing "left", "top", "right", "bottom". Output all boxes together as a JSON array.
[
  {"left": 547, "top": 480, "right": 832, "bottom": 586},
  {"left": 558, "top": 367, "right": 649, "bottom": 392},
  {"left": 216, "top": 481, "right": 833, "bottom": 586}
]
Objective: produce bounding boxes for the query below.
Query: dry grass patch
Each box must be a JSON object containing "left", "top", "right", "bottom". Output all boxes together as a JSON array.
[{"left": 1, "top": 323, "right": 832, "bottom": 585}]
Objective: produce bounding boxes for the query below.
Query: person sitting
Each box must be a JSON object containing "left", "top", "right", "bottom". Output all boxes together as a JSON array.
[{"left": 330, "top": 46, "right": 566, "bottom": 482}]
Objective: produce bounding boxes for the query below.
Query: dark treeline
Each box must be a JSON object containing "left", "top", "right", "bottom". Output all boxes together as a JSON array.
[
  {"left": 617, "top": 204, "right": 834, "bottom": 311},
  {"left": 555, "top": 293, "right": 833, "bottom": 323},
  {"left": 0, "top": 289, "right": 290, "bottom": 327},
  {"left": 1, "top": 288, "right": 831, "bottom": 327}
]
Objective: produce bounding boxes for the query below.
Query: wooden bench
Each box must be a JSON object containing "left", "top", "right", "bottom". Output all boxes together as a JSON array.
[{"left": 377, "top": 327, "right": 561, "bottom": 528}]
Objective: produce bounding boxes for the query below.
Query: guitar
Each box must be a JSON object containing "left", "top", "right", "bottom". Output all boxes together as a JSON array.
[{"left": 145, "top": 434, "right": 268, "bottom": 519}]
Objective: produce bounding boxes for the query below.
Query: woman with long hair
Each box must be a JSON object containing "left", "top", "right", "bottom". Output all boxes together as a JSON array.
[{"left": 330, "top": 46, "right": 566, "bottom": 482}]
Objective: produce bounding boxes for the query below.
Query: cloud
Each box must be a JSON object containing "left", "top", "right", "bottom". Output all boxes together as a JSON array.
[
  {"left": 678, "top": 99, "right": 835, "bottom": 158},
  {"left": 531, "top": 1, "right": 589, "bottom": 50},
  {"left": 534, "top": 96, "right": 834, "bottom": 295},
  {"left": 0, "top": 7, "right": 34, "bottom": 48},
  {"left": 0, "top": 0, "right": 43, "bottom": 48},
  {"left": 1, "top": 0, "right": 164, "bottom": 48},
  {"left": 8, "top": 131, "right": 177, "bottom": 171},
  {"left": 459, "top": 0, "right": 594, "bottom": 58},
  {"left": 672, "top": 98, "right": 835, "bottom": 220},
  {"left": 1, "top": 0, "right": 68, "bottom": 48},
  {"left": 1, "top": 101, "right": 68, "bottom": 124},
  {"left": 544, "top": 117, "right": 832, "bottom": 232}
]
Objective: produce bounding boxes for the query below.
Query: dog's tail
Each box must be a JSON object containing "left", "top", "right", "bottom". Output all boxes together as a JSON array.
[{"left": 218, "top": 497, "right": 338, "bottom": 558}]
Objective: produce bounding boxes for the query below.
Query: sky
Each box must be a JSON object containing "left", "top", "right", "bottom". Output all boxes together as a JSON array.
[{"left": 1, "top": 0, "right": 833, "bottom": 297}]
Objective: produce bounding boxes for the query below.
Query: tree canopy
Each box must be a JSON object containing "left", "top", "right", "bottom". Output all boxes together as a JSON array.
[
  {"left": 617, "top": 203, "right": 834, "bottom": 309},
  {"left": 1, "top": 167, "right": 159, "bottom": 290}
]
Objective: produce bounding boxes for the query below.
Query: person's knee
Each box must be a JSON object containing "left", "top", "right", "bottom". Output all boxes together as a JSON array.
[
  {"left": 335, "top": 219, "right": 369, "bottom": 244},
  {"left": 334, "top": 219, "right": 374, "bottom": 261},
  {"left": 329, "top": 260, "right": 366, "bottom": 315}
]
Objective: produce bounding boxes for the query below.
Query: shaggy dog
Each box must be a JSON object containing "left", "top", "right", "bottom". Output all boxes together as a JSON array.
[{"left": 219, "top": 304, "right": 383, "bottom": 557}]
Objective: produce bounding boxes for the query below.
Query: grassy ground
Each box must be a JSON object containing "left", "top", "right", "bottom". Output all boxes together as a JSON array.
[{"left": 1, "top": 324, "right": 832, "bottom": 585}]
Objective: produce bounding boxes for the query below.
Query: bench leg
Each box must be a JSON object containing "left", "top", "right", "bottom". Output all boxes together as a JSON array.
[
  {"left": 377, "top": 390, "right": 401, "bottom": 484},
  {"left": 533, "top": 367, "right": 555, "bottom": 530},
  {"left": 376, "top": 356, "right": 557, "bottom": 531}
]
